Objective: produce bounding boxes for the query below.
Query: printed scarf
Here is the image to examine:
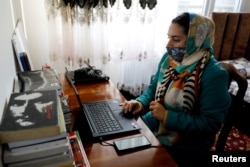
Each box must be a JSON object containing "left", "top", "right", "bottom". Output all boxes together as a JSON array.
[{"left": 155, "top": 51, "right": 210, "bottom": 113}]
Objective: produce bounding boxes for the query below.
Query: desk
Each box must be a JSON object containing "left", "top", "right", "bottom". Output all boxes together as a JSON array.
[{"left": 59, "top": 74, "right": 178, "bottom": 167}]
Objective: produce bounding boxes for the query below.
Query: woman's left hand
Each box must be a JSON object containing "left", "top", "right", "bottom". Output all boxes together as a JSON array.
[{"left": 149, "top": 101, "right": 167, "bottom": 121}]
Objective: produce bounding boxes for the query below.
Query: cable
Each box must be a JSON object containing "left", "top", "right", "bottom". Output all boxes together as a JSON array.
[
  {"left": 99, "top": 137, "right": 114, "bottom": 146},
  {"left": 151, "top": 145, "right": 164, "bottom": 148},
  {"left": 83, "top": 60, "right": 103, "bottom": 78},
  {"left": 87, "top": 68, "right": 103, "bottom": 78}
]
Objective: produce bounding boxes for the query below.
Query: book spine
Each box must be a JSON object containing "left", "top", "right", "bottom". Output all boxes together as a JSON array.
[
  {"left": 10, "top": 137, "right": 68, "bottom": 153},
  {"left": 8, "top": 132, "right": 68, "bottom": 149},
  {"left": 19, "top": 52, "right": 28, "bottom": 71},
  {"left": 22, "top": 52, "right": 31, "bottom": 71},
  {"left": 7, "top": 149, "right": 74, "bottom": 167},
  {"left": 68, "top": 131, "right": 90, "bottom": 167},
  {"left": 3, "top": 137, "right": 71, "bottom": 163}
]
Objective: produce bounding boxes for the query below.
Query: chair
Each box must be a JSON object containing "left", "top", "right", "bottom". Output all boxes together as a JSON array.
[{"left": 215, "top": 62, "right": 248, "bottom": 151}]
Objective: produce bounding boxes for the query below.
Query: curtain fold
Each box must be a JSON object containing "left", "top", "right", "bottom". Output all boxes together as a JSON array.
[
  {"left": 45, "top": 0, "right": 172, "bottom": 96},
  {"left": 61, "top": 0, "right": 157, "bottom": 9}
]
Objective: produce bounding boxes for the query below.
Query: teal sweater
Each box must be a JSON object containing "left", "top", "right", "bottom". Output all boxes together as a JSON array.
[{"left": 136, "top": 54, "right": 231, "bottom": 139}]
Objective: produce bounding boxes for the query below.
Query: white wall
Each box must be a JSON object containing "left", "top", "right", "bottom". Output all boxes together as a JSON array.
[
  {"left": 0, "top": 0, "right": 16, "bottom": 166},
  {"left": 0, "top": 1, "right": 16, "bottom": 118},
  {"left": 21, "top": 0, "right": 50, "bottom": 70}
]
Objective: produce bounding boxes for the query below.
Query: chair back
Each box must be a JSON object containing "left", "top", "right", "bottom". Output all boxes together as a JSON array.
[{"left": 215, "top": 62, "right": 248, "bottom": 151}]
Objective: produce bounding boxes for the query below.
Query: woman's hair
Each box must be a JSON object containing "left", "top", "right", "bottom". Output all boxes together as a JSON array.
[{"left": 172, "top": 12, "right": 190, "bottom": 35}]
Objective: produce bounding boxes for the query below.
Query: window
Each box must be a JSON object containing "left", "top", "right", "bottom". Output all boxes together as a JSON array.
[
  {"left": 177, "top": 0, "right": 205, "bottom": 15},
  {"left": 177, "top": 0, "right": 244, "bottom": 17},
  {"left": 213, "top": 0, "right": 241, "bottom": 12}
]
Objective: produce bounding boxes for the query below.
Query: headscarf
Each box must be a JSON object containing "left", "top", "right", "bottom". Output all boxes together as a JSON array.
[{"left": 155, "top": 13, "right": 215, "bottom": 113}]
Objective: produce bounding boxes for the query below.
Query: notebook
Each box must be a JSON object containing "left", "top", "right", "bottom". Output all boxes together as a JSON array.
[{"left": 65, "top": 71, "right": 141, "bottom": 138}]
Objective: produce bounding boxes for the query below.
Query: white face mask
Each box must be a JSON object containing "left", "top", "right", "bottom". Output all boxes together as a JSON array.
[{"left": 166, "top": 47, "right": 186, "bottom": 62}]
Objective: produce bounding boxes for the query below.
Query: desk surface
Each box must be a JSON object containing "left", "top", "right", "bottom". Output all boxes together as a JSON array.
[{"left": 59, "top": 74, "right": 177, "bottom": 167}]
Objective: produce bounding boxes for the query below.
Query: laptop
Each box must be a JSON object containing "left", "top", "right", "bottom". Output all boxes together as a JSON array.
[{"left": 65, "top": 70, "right": 141, "bottom": 138}]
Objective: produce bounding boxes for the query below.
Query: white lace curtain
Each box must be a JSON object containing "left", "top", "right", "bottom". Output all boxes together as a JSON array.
[{"left": 45, "top": 0, "right": 176, "bottom": 96}]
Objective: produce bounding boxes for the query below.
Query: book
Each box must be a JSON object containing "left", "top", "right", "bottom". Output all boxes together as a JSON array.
[
  {"left": 17, "top": 69, "right": 63, "bottom": 96},
  {"left": 7, "top": 131, "right": 68, "bottom": 150},
  {"left": 19, "top": 52, "right": 28, "bottom": 72},
  {"left": 69, "top": 131, "right": 90, "bottom": 167},
  {"left": 22, "top": 52, "right": 31, "bottom": 71},
  {"left": 0, "top": 89, "right": 66, "bottom": 143},
  {"left": 3, "top": 137, "right": 70, "bottom": 163},
  {"left": 9, "top": 137, "right": 69, "bottom": 153},
  {"left": 7, "top": 149, "right": 74, "bottom": 167}
]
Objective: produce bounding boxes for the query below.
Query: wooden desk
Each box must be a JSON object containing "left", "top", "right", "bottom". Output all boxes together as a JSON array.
[{"left": 59, "top": 74, "right": 178, "bottom": 167}]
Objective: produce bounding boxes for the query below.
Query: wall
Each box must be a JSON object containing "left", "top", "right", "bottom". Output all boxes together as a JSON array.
[
  {"left": 21, "top": 0, "right": 50, "bottom": 70},
  {"left": 0, "top": 1, "right": 16, "bottom": 119},
  {"left": 0, "top": 0, "right": 16, "bottom": 166}
]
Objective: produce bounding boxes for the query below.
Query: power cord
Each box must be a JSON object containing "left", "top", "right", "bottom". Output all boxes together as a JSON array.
[
  {"left": 151, "top": 145, "right": 164, "bottom": 148},
  {"left": 99, "top": 137, "right": 114, "bottom": 146},
  {"left": 87, "top": 68, "right": 103, "bottom": 78},
  {"left": 84, "top": 60, "right": 104, "bottom": 79}
]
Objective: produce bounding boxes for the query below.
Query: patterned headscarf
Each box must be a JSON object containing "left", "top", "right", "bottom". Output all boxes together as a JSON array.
[{"left": 155, "top": 13, "right": 215, "bottom": 113}]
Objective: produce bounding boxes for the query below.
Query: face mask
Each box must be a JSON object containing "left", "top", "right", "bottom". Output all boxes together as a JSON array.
[{"left": 166, "top": 47, "right": 186, "bottom": 62}]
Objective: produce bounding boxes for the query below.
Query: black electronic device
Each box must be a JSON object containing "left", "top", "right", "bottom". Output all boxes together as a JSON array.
[
  {"left": 113, "top": 135, "right": 151, "bottom": 152},
  {"left": 65, "top": 61, "right": 109, "bottom": 84},
  {"left": 65, "top": 69, "right": 141, "bottom": 139}
]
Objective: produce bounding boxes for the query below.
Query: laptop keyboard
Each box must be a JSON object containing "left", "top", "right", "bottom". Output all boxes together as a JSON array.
[{"left": 85, "top": 101, "right": 122, "bottom": 134}]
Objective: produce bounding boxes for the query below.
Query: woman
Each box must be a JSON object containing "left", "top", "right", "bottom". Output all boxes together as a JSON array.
[{"left": 121, "top": 13, "right": 231, "bottom": 166}]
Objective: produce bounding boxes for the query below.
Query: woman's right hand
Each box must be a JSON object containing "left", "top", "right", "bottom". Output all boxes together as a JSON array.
[{"left": 120, "top": 100, "right": 143, "bottom": 115}]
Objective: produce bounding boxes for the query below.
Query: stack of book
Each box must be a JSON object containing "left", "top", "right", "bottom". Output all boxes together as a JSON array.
[
  {"left": 0, "top": 89, "right": 75, "bottom": 167},
  {"left": 2, "top": 131, "right": 90, "bottom": 167}
]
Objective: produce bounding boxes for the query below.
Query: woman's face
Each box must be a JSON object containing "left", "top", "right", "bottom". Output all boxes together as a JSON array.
[{"left": 166, "top": 23, "right": 187, "bottom": 47}]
